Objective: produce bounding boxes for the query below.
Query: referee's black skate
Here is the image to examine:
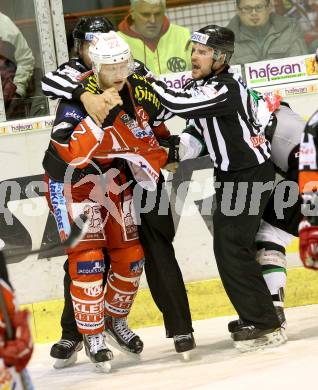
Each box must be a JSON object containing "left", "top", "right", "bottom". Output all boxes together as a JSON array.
[
  {"left": 173, "top": 333, "right": 196, "bottom": 361},
  {"left": 50, "top": 339, "right": 83, "bottom": 369},
  {"left": 228, "top": 306, "right": 287, "bottom": 333},
  {"left": 231, "top": 324, "right": 287, "bottom": 352},
  {"left": 104, "top": 315, "right": 143, "bottom": 357},
  {"left": 83, "top": 332, "right": 113, "bottom": 373}
]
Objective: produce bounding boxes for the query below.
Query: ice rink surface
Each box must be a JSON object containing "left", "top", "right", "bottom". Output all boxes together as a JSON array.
[{"left": 29, "top": 304, "right": 318, "bottom": 390}]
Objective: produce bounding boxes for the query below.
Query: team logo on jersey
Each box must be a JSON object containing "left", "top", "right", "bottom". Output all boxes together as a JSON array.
[
  {"left": 250, "top": 135, "right": 266, "bottom": 148},
  {"left": 64, "top": 109, "right": 85, "bottom": 122},
  {"left": 120, "top": 113, "right": 154, "bottom": 139},
  {"left": 120, "top": 113, "right": 136, "bottom": 128},
  {"left": 82, "top": 203, "right": 106, "bottom": 239},
  {"left": 167, "top": 57, "right": 187, "bottom": 72}
]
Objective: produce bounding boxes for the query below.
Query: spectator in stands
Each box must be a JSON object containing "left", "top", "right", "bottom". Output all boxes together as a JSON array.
[
  {"left": 118, "top": 0, "right": 191, "bottom": 75},
  {"left": 273, "top": 0, "right": 318, "bottom": 53},
  {"left": 0, "top": 11, "right": 34, "bottom": 118},
  {"left": 227, "top": 0, "right": 308, "bottom": 65}
]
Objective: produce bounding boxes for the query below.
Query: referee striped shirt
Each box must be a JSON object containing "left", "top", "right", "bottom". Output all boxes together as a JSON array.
[
  {"left": 41, "top": 58, "right": 87, "bottom": 100},
  {"left": 151, "top": 68, "right": 271, "bottom": 171}
]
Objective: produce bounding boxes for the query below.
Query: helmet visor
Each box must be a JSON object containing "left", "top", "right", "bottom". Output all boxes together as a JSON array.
[
  {"left": 99, "top": 62, "right": 130, "bottom": 79},
  {"left": 96, "top": 57, "right": 134, "bottom": 89}
]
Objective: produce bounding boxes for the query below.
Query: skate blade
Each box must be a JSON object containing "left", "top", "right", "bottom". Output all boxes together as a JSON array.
[
  {"left": 281, "top": 328, "right": 288, "bottom": 342},
  {"left": 104, "top": 333, "right": 142, "bottom": 360},
  {"left": 94, "top": 361, "right": 112, "bottom": 373},
  {"left": 181, "top": 351, "right": 192, "bottom": 361},
  {"left": 53, "top": 352, "right": 78, "bottom": 369},
  {"left": 234, "top": 329, "right": 287, "bottom": 353}
]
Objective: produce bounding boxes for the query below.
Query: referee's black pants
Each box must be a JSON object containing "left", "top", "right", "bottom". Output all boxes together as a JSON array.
[
  {"left": 138, "top": 173, "right": 193, "bottom": 337},
  {"left": 213, "top": 159, "right": 280, "bottom": 329},
  {"left": 60, "top": 173, "right": 193, "bottom": 341}
]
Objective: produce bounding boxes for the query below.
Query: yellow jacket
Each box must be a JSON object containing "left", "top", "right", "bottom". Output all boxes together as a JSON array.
[{"left": 118, "top": 19, "right": 191, "bottom": 76}]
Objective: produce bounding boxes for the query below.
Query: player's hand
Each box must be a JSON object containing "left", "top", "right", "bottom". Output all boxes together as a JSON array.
[
  {"left": 0, "top": 310, "right": 33, "bottom": 372},
  {"left": 80, "top": 89, "right": 122, "bottom": 127},
  {"left": 299, "top": 219, "right": 318, "bottom": 270},
  {"left": 101, "top": 88, "right": 123, "bottom": 108},
  {"left": 158, "top": 135, "right": 180, "bottom": 163}
]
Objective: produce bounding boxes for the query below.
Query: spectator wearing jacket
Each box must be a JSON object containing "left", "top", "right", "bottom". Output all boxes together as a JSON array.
[
  {"left": 0, "top": 12, "right": 34, "bottom": 113},
  {"left": 118, "top": 0, "right": 191, "bottom": 75},
  {"left": 227, "top": 0, "right": 308, "bottom": 65}
]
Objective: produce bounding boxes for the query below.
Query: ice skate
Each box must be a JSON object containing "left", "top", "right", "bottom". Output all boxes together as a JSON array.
[
  {"left": 228, "top": 306, "right": 287, "bottom": 333},
  {"left": 50, "top": 339, "right": 83, "bottom": 369},
  {"left": 275, "top": 306, "right": 287, "bottom": 329},
  {"left": 83, "top": 332, "right": 113, "bottom": 373},
  {"left": 104, "top": 315, "right": 143, "bottom": 359},
  {"left": 232, "top": 325, "right": 287, "bottom": 352},
  {"left": 173, "top": 333, "right": 196, "bottom": 361}
]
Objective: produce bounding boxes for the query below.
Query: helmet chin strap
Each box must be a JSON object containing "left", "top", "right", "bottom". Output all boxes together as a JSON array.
[
  {"left": 209, "top": 50, "right": 226, "bottom": 76},
  {"left": 209, "top": 58, "right": 217, "bottom": 76}
]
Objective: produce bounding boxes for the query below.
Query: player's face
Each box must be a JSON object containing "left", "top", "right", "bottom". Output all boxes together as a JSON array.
[
  {"left": 80, "top": 41, "right": 92, "bottom": 68},
  {"left": 191, "top": 44, "right": 214, "bottom": 79},
  {"left": 131, "top": 1, "right": 165, "bottom": 39},
  {"left": 98, "top": 62, "right": 129, "bottom": 91},
  {"left": 237, "top": 0, "right": 271, "bottom": 28}
]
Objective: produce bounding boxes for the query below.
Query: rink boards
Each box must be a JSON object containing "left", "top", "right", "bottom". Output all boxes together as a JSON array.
[{"left": 1, "top": 113, "right": 318, "bottom": 343}]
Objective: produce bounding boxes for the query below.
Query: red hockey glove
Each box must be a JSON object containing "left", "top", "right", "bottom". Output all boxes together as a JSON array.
[
  {"left": 299, "top": 219, "right": 318, "bottom": 270},
  {"left": 0, "top": 280, "right": 33, "bottom": 372},
  {"left": 0, "top": 310, "right": 33, "bottom": 372}
]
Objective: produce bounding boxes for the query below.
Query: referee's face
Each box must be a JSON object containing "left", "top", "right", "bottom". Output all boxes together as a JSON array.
[{"left": 191, "top": 43, "right": 214, "bottom": 80}]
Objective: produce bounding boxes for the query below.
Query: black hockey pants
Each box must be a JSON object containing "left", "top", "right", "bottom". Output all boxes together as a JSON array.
[
  {"left": 262, "top": 168, "right": 302, "bottom": 237},
  {"left": 213, "top": 159, "right": 281, "bottom": 329}
]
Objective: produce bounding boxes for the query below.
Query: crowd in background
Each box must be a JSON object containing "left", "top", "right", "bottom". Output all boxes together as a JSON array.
[{"left": 1, "top": 0, "right": 318, "bottom": 122}]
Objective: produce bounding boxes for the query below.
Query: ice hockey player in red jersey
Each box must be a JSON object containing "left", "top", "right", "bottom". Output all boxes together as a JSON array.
[
  {"left": 42, "top": 31, "right": 169, "bottom": 372},
  {"left": 43, "top": 17, "right": 195, "bottom": 367},
  {"left": 0, "top": 251, "right": 33, "bottom": 387}
]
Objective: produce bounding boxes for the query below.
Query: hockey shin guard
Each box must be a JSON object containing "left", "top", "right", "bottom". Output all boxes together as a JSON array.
[
  {"left": 104, "top": 245, "right": 144, "bottom": 318},
  {"left": 69, "top": 249, "right": 105, "bottom": 335}
]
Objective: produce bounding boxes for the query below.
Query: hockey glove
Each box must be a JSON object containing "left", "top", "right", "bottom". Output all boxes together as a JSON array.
[
  {"left": 158, "top": 135, "right": 180, "bottom": 172},
  {"left": 0, "top": 280, "right": 33, "bottom": 372},
  {"left": 179, "top": 125, "right": 207, "bottom": 161},
  {"left": 299, "top": 219, "right": 318, "bottom": 270},
  {"left": 299, "top": 190, "right": 318, "bottom": 269}
]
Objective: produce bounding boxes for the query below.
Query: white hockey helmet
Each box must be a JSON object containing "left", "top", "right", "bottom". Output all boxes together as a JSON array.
[{"left": 89, "top": 32, "right": 132, "bottom": 74}]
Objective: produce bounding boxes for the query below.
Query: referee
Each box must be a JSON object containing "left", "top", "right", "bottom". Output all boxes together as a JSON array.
[{"left": 150, "top": 25, "right": 286, "bottom": 351}]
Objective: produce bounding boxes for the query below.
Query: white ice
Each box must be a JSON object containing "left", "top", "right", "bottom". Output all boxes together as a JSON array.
[{"left": 29, "top": 304, "right": 318, "bottom": 390}]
